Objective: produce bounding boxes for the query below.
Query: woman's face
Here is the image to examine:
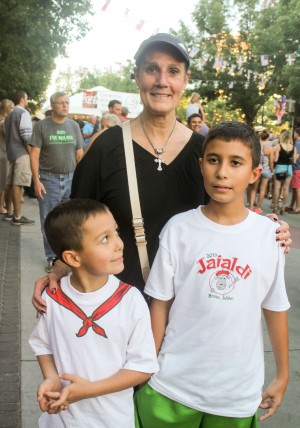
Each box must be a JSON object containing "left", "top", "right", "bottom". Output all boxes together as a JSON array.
[
  {"left": 135, "top": 48, "right": 190, "bottom": 116},
  {"left": 5, "top": 103, "right": 14, "bottom": 117}
]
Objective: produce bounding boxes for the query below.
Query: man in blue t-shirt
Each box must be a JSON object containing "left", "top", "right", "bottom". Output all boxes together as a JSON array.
[{"left": 82, "top": 115, "right": 97, "bottom": 149}]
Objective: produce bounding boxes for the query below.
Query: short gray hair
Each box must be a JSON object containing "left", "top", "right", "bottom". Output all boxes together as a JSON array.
[
  {"left": 50, "top": 91, "right": 68, "bottom": 105},
  {"left": 100, "top": 113, "right": 121, "bottom": 127}
]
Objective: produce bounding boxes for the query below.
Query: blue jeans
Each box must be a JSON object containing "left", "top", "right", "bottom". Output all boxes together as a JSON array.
[{"left": 38, "top": 171, "right": 73, "bottom": 260}]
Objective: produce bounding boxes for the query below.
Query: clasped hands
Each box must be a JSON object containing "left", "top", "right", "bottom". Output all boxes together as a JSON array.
[{"left": 38, "top": 374, "right": 92, "bottom": 414}]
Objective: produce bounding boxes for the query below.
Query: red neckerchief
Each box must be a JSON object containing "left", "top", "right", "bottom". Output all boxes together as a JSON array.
[{"left": 46, "top": 281, "right": 131, "bottom": 338}]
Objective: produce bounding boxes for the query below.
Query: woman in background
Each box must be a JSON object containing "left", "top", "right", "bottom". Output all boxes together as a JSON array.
[
  {"left": 273, "top": 130, "right": 298, "bottom": 215},
  {"left": 185, "top": 92, "right": 206, "bottom": 123},
  {"left": 0, "top": 98, "right": 14, "bottom": 216}
]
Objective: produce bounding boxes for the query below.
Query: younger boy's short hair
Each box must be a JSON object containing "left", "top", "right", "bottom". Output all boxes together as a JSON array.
[
  {"left": 44, "top": 199, "right": 109, "bottom": 261},
  {"left": 202, "top": 121, "right": 261, "bottom": 168}
]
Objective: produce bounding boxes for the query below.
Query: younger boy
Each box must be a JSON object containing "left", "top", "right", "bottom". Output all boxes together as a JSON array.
[
  {"left": 29, "top": 199, "right": 158, "bottom": 428},
  {"left": 135, "top": 122, "right": 290, "bottom": 428}
]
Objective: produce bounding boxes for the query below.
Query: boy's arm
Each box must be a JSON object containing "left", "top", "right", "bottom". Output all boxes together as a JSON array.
[
  {"left": 37, "top": 354, "right": 62, "bottom": 413},
  {"left": 47, "top": 369, "right": 150, "bottom": 410},
  {"left": 259, "top": 309, "right": 289, "bottom": 421},
  {"left": 150, "top": 297, "right": 173, "bottom": 354}
]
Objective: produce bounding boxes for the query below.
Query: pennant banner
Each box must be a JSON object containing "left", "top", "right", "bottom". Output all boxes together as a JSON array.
[
  {"left": 189, "top": 47, "right": 200, "bottom": 59},
  {"left": 101, "top": 0, "right": 111, "bottom": 12},
  {"left": 136, "top": 19, "right": 145, "bottom": 31}
]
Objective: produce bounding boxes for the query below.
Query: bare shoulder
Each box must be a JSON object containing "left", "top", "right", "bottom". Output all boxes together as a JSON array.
[{"left": 176, "top": 121, "right": 193, "bottom": 142}]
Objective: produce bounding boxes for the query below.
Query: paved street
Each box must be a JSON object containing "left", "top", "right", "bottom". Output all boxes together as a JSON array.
[{"left": 0, "top": 195, "right": 299, "bottom": 427}]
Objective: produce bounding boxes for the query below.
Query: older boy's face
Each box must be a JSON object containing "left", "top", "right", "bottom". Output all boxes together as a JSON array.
[
  {"left": 77, "top": 211, "right": 124, "bottom": 279},
  {"left": 200, "top": 139, "right": 261, "bottom": 207}
]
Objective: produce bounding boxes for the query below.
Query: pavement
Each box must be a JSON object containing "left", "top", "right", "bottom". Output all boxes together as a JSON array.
[{"left": 0, "top": 195, "right": 299, "bottom": 428}]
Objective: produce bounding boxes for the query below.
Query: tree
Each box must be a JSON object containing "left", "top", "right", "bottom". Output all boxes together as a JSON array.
[
  {"left": 54, "top": 60, "right": 139, "bottom": 95},
  {"left": 0, "top": 0, "right": 93, "bottom": 103},
  {"left": 173, "top": 0, "right": 300, "bottom": 126}
]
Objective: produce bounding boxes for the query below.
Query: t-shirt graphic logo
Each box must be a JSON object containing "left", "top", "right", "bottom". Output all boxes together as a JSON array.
[{"left": 209, "top": 270, "right": 239, "bottom": 296}]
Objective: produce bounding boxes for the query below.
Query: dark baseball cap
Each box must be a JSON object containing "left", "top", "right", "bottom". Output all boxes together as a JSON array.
[{"left": 134, "top": 33, "right": 190, "bottom": 67}]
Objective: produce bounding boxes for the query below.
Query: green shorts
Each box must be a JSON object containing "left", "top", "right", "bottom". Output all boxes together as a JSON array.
[{"left": 134, "top": 384, "right": 258, "bottom": 428}]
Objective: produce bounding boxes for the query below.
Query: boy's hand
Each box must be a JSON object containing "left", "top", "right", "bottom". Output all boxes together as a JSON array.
[
  {"left": 47, "top": 373, "right": 93, "bottom": 411},
  {"left": 37, "top": 377, "right": 62, "bottom": 413},
  {"left": 259, "top": 377, "right": 288, "bottom": 421}
]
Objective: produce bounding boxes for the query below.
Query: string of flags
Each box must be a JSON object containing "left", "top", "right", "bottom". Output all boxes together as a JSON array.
[
  {"left": 101, "top": 0, "right": 149, "bottom": 32},
  {"left": 188, "top": 49, "right": 300, "bottom": 90},
  {"left": 263, "top": 0, "right": 277, "bottom": 7},
  {"left": 189, "top": 50, "right": 300, "bottom": 69}
]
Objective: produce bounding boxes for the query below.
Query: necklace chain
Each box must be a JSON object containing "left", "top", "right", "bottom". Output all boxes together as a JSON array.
[{"left": 139, "top": 115, "right": 177, "bottom": 171}]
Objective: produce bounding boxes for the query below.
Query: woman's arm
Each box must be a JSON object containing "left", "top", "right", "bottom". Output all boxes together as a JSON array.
[
  {"left": 269, "top": 146, "right": 275, "bottom": 171},
  {"left": 293, "top": 147, "right": 299, "bottom": 163},
  {"left": 274, "top": 144, "right": 280, "bottom": 163}
]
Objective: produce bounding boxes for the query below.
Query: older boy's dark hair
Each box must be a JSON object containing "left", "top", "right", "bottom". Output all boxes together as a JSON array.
[
  {"left": 202, "top": 121, "right": 261, "bottom": 168},
  {"left": 44, "top": 199, "right": 109, "bottom": 261}
]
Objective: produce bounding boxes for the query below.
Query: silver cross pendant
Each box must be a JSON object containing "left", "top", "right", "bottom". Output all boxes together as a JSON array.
[{"left": 155, "top": 157, "right": 165, "bottom": 171}]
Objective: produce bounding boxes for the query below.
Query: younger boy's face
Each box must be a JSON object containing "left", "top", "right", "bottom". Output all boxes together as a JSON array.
[
  {"left": 76, "top": 211, "right": 124, "bottom": 278},
  {"left": 200, "top": 138, "right": 261, "bottom": 206}
]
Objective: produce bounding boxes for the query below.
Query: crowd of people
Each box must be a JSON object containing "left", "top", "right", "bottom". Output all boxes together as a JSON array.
[{"left": 0, "top": 32, "right": 298, "bottom": 428}]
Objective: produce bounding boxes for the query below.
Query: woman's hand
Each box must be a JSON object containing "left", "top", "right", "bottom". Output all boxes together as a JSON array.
[
  {"left": 267, "top": 214, "right": 292, "bottom": 254},
  {"left": 32, "top": 261, "right": 69, "bottom": 313}
]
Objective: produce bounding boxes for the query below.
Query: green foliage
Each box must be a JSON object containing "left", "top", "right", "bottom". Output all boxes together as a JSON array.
[
  {"left": 0, "top": 0, "right": 93, "bottom": 103},
  {"left": 174, "top": 0, "right": 300, "bottom": 126},
  {"left": 55, "top": 60, "right": 139, "bottom": 95}
]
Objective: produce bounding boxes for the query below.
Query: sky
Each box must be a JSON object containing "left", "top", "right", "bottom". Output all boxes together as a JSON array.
[{"left": 55, "top": 0, "right": 198, "bottom": 73}]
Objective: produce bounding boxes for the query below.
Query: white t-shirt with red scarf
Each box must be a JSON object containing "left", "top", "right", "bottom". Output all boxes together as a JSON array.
[{"left": 29, "top": 274, "right": 158, "bottom": 428}]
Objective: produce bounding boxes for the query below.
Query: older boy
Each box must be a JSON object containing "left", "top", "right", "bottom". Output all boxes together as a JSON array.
[
  {"left": 29, "top": 199, "right": 158, "bottom": 428},
  {"left": 135, "top": 122, "right": 290, "bottom": 428}
]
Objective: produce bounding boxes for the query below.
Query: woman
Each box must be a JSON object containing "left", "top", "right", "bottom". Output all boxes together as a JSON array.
[
  {"left": 273, "top": 130, "right": 298, "bottom": 215},
  {"left": 250, "top": 130, "right": 274, "bottom": 214},
  {"left": 0, "top": 98, "right": 14, "bottom": 215},
  {"left": 185, "top": 92, "right": 206, "bottom": 122},
  {"left": 83, "top": 113, "right": 121, "bottom": 155},
  {"left": 32, "top": 33, "right": 291, "bottom": 310}
]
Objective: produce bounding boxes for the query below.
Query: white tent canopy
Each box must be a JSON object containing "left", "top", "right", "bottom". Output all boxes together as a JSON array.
[{"left": 67, "top": 86, "right": 143, "bottom": 118}]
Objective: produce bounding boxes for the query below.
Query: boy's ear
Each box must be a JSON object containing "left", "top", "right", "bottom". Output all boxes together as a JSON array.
[
  {"left": 62, "top": 250, "right": 81, "bottom": 268},
  {"left": 249, "top": 166, "right": 262, "bottom": 184}
]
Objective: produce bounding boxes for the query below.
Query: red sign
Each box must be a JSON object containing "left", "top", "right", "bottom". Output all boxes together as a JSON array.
[{"left": 82, "top": 91, "right": 97, "bottom": 109}]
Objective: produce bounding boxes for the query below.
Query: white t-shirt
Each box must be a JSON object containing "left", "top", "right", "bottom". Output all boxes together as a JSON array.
[
  {"left": 29, "top": 275, "right": 158, "bottom": 428},
  {"left": 186, "top": 103, "right": 200, "bottom": 120},
  {"left": 145, "top": 207, "right": 290, "bottom": 418}
]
